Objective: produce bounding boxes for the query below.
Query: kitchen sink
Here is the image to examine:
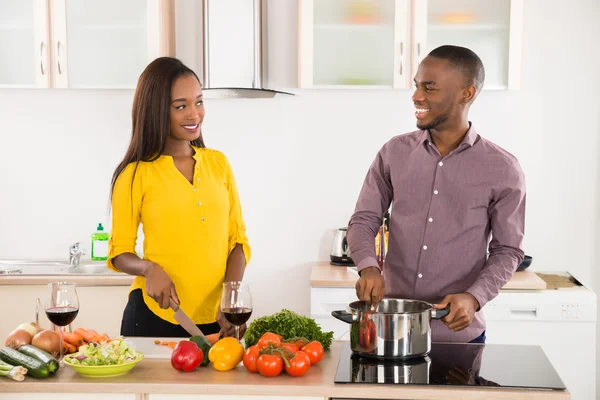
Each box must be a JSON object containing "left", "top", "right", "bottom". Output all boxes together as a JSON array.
[{"left": 0, "top": 260, "right": 118, "bottom": 275}]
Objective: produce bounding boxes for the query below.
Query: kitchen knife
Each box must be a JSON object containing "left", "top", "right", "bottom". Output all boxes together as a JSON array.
[{"left": 169, "top": 297, "right": 205, "bottom": 338}]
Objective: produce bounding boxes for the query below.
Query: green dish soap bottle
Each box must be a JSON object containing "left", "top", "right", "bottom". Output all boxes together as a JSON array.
[{"left": 91, "top": 223, "right": 109, "bottom": 261}]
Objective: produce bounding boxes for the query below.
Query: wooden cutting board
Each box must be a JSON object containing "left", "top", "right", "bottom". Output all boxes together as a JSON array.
[{"left": 502, "top": 271, "right": 546, "bottom": 290}]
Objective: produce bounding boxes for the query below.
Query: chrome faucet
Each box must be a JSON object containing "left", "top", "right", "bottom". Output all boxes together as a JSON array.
[{"left": 69, "top": 242, "right": 86, "bottom": 271}]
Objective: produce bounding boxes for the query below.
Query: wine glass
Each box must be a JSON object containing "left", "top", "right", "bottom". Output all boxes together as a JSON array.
[
  {"left": 220, "top": 281, "right": 252, "bottom": 342},
  {"left": 45, "top": 282, "right": 79, "bottom": 362}
]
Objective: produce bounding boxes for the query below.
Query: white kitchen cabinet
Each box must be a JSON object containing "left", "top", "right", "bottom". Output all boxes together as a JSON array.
[
  {"left": 150, "top": 396, "right": 324, "bottom": 400},
  {"left": 298, "top": 0, "right": 523, "bottom": 90},
  {"left": 299, "top": 0, "right": 410, "bottom": 89},
  {"left": 0, "top": 284, "right": 130, "bottom": 341},
  {"left": 0, "top": 0, "right": 171, "bottom": 89},
  {"left": 0, "top": 0, "right": 50, "bottom": 88},
  {"left": 413, "top": 0, "right": 524, "bottom": 90}
]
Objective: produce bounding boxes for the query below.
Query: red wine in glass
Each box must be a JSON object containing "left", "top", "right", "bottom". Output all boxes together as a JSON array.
[
  {"left": 222, "top": 307, "right": 252, "bottom": 326},
  {"left": 46, "top": 307, "right": 79, "bottom": 326},
  {"left": 220, "top": 282, "right": 252, "bottom": 342}
]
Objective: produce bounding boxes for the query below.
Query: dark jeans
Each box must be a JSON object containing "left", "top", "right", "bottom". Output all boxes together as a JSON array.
[
  {"left": 121, "top": 289, "right": 220, "bottom": 337},
  {"left": 469, "top": 330, "right": 486, "bottom": 344}
]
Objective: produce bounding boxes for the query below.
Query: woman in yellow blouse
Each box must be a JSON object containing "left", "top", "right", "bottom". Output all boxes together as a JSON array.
[{"left": 108, "top": 57, "right": 251, "bottom": 338}]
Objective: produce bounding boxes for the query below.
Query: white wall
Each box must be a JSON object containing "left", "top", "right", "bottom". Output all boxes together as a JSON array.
[{"left": 1, "top": 0, "right": 599, "bottom": 340}]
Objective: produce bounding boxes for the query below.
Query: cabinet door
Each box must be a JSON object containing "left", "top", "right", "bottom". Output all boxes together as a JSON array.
[
  {"left": 299, "top": 0, "right": 410, "bottom": 89},
  {"left": 413, "top": 0, "right": 523, "bottom": 90},
  {"left": 50, "top": 0, "right": 161, "bottom": 89},
  {"left": 0, "top": 0, "right": 50, "bottom": 88}
]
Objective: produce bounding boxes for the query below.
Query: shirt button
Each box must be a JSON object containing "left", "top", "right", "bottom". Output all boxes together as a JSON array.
[
  {"left": 201, "top": 217, "right": 205, "bottom": 221},
  {"left": 438, "top": 161, "right": 443, "bottom": 167},
  {"left": 196, "top": 178, "right": 200, "bottom": 181},
  {"left": 423, "top": 245, "right": 428, "bottom": 250},
  {"left": 418, "top": 273, "right": 423, "bottom": 278},
  {"left": 433, "top": 190, "right": 439, "bottom": 195},
  {"left": 193, "top": 187, "right": 196, "bottom": 191},
  {"left": 197, "top": 202, "right": 202, "bottom": 206},
  {"left": 428, "top": 217, "right": 433, "bottom": 222}
]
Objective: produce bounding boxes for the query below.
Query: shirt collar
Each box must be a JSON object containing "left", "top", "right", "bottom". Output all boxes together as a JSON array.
[{"left": 419, "top": 122, "right": 479, "bottom": 149}]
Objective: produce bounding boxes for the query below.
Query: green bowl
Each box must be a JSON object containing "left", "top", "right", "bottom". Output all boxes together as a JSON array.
[{"left": 63, "top": 354, "right": 144, "bottom": 378}]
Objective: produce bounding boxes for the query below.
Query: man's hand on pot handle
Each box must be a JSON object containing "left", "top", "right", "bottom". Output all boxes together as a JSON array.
[
  {"left": 355, "top": 267, "right": 385, "bottom": 308},
  {"left": 433, "top": 293, "right": 480, "bottom": 332}
]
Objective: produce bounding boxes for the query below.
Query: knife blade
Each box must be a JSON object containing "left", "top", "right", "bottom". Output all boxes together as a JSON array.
[{"left": 169, "top": 298, "right": 205, "bottom": 338}]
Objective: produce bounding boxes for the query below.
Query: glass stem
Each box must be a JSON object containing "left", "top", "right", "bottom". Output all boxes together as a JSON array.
[
  {"left": 235, "top": 325, "right": 240, "bottom": 342},
  {"left": 58, "top": 326, "right": 64, "bottom": 363}
]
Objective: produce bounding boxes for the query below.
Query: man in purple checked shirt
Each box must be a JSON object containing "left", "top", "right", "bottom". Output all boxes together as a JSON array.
[{"left": 347, "top": 45, "right": 526, "bottom": 344}]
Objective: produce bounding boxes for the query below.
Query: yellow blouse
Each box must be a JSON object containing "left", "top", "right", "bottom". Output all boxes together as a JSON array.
[{"left": 107, "top": 146, "right": 251, "bottom": 325}]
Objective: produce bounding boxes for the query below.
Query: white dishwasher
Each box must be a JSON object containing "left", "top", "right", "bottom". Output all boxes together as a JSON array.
[{"left": 483, "top": 273, "right": 596, "bottom": 400}]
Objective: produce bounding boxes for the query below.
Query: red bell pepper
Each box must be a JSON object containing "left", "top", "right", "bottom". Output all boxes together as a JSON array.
[{"left": 171, "top": 340, "right": 204, "bottom": 372}]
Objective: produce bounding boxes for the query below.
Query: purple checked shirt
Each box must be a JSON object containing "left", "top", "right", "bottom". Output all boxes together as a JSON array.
[{"left": 348, "top": 124, "right": 526, "bottom": 342}]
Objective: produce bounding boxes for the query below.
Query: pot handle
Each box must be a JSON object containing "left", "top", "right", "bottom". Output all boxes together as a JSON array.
[
  {"left": 431, "top": 305, "right": 450, "bottom": 320},
  {"left": 331, "top": 310, "right": 354, "bottom": 324}
]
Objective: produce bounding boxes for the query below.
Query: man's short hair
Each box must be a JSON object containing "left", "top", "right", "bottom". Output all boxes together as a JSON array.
[{"left": 428, "top": 45, "right": 485, "bottom": 92}]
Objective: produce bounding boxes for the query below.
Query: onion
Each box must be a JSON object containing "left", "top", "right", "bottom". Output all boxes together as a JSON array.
[
  {"left": 5, "top": 329, "right": 33, "bottom": 349},
  {"left": 32, "top": 330, "right": 61, "bottom": 357},
  {"left": 16, "top": 322, "right": 43, "bottom": 337}
]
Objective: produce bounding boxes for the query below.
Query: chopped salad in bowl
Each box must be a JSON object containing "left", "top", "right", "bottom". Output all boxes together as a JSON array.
[{"left": 63, "top": 338, "right": 144, "bottom": 377}]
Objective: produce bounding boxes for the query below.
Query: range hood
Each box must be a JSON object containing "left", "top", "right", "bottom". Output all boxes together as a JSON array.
[{"left": 201, "top": 0, "right": 293, "bottom": 99}]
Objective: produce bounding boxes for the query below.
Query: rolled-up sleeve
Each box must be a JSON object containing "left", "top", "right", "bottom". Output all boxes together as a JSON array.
[
  {"left": 466, "top": 161, "right": 526, "bottom": 309},
  {"left": 107, "top": 163, "right": 142, "bottom": 272},
  {"left": 347, "top": 147, "right": 393, "bottom": 272},
  {"left": 224, "top": 157, "right": 251, "bottom": 266}
]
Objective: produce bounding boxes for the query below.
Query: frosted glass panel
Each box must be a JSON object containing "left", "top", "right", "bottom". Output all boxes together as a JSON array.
[
  {"left": 65, "top": 0, "right": 148, "bottom": 88},
  {"left": 0, "top": 0, "right": 35, "bottom": 86},
  {"left": 313, "top": 0, "right": 395, "bottom": 87},
  {"left": 426, "top": 0, "right": 510, "bottom": 89}
]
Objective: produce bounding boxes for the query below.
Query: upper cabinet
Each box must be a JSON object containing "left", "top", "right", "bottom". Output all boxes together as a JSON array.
[
  {"left": 298, "top": 0, "right": 410, "bottom": 89},
  {"left": 0, "top": 0, "right": 172, "bottom": 89},
  {"left": 298, "top": 0, "right": 523, "bottom": 90},
  {"left": 0, "top": 0, "right": 50, "bottom": 88}
]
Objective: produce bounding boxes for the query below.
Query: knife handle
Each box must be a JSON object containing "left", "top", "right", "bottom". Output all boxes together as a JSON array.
[{"left": 169, "top": 297, "right": 180, "bottom": 312}]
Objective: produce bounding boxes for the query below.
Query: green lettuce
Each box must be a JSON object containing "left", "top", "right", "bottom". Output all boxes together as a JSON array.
[{"left": 244, "top": 309, "right": 334, "bottom": 350}]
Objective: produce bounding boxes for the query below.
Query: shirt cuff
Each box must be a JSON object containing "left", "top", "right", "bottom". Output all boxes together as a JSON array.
[
  {"left": 107, "top": 242, "right": 135, "bottom": 272},
  {"left": 356, "top": 257, "right": 381, "bottom": 274}
]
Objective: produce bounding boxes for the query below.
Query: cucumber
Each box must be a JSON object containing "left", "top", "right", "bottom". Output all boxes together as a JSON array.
[
  {"left": 18, "top": 345, "right": 59, "bottom": 374},
  {"left": 0, "top": 347, "right": 50, "bottom": 378}
]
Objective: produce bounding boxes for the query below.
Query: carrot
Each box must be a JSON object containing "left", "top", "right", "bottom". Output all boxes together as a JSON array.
[
  {"left": 74, "top": 328, "right": 96, "bottom": 343},
  {"left": 206, "top": 333, "right": 220, "bottom": 346},
  {"left": 63, "top": 332, "right": 84, "bottom": 347},
  {"left": 100, "top": 333, "right": 111, "bottom": 342},
  {"left": 154, "top": 339, "right": 161, "bottom": 345},
  {"left": 63, "top": 342, "right": 77, "bottom": 354},
  {"left": 167, "top": 342, "right": 177, "bottom": 349},
  {"left": 86, "top": 329, "right": 103, "bottom": 342}
]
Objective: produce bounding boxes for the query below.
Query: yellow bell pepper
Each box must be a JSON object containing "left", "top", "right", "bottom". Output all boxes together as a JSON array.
[{"left": 208, "top": 337, "right": 244, "bottom": 371}]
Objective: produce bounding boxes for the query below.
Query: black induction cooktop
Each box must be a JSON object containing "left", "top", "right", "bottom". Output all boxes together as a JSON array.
[{"left": 334, "top": 342, "right": 566, "bottom": 390}]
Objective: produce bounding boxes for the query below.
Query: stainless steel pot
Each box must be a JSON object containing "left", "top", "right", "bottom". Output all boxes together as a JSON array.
[{"left": 332, "top": 299, "right": 450, "bottom": 359}]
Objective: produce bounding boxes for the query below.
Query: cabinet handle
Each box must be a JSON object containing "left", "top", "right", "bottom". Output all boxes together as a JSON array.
[
  {"left": 39, "top": 42, "right": 45, "bottom": 75},
  {"left": 399, "top": 41, "right": 403, "bottom": 75},
  {"left": 56, "top": 41, "right": 62, "bottom": 75}
]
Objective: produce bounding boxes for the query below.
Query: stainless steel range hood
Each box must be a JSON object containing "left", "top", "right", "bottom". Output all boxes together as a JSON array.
[{"left": 201, "top": 0, "right": 293, "bottom": 99}]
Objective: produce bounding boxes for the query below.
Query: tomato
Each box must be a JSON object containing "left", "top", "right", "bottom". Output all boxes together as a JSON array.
[
  {"left": 287, "top": 337, "right": 309, "bottom": 349},
  {"left": 257, "top": 353, "right": 283, "bottom": 377},
  {"left": 301, "top": 341, "right": 324, "bottom": 365},
  {"left": 284, "top": 351, "right": 311, "bottom": 377},
  {"left": 279, "top": 342, "right": 299, "bottom": 356},
  {"left": 242, "top": 345, "right": 261, "bottom": 373},
  {"left": 257, "top": 332, "right": 282, "bottom": 348}
]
